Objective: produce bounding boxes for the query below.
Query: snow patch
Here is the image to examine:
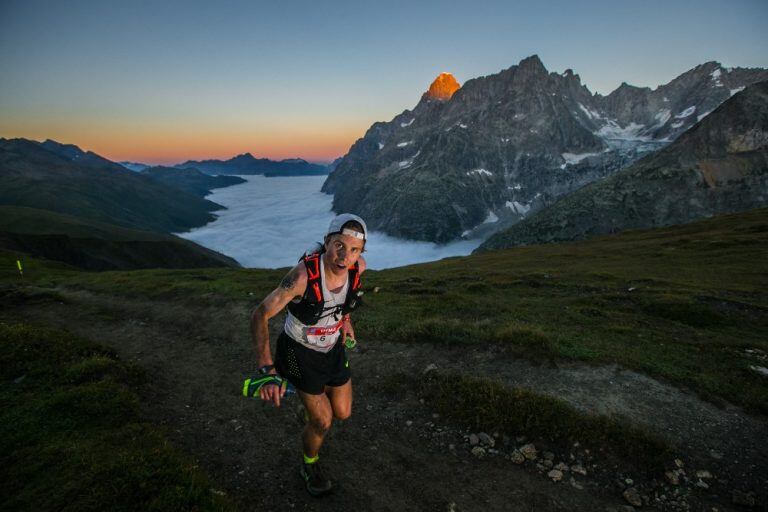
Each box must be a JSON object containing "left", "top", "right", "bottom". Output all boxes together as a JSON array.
[
  {"left": 751, "top": 366, "right": 768, "bottom": 377},
  {"left": 513, "top": 113, "right": 526, "bottom": 120},
  {"left": 505, "top": 200, "right": 530, "bottom": 215},
  {"left": 483, "top": 211, "right": 499, "bottom": 223},
  {"left": 508, "top": 183, "right": 522, "bottom": 191},
  {"left": 596, "top": 121, "right": 649, "bottom": 141},
  {"left": 500, "top": 137, "right": 511, "bottom": 143},
  {"left": 675, "top": 106, "right": 696, "bottom": 119},
  {"left": 730, "top": 86, "right": 745, "bottom": 96},
  {"left": 561, "top": 152, "right": 599, "bottom": 166},
  {"left": 710, "top": 68, "right": 724, "bottom": 87},
  {"left": 654, "top": 109, "right": 671, "bottom": 126},
  {"left": 671, "top": 121, "right": 684, "bottom": 129},
  {"left": 397, "top": 140, "right": 413, "bottom": 148},
  {"left": 400, "top": 118, "right": 415, "bottom": 127},
  {"left": 466, "top": 168, "right": 493, "bottom": 177},
  {"left": 398, "top": 150, "right": 420, "bottom": 169},
  {"left": 578, "top": 103, "right": 601, "bottom": 120},
  {"left": 663, "top": 96, "right": 669, "bottom": 103},
  {"left": 459, "top": 123, "right": 468, "bottom": 129},
  {"left": 378, "top": 142, "right": 384, "bottom": 150},
  {"left": 461, "top": 230, "right": 472, "bottom": 237},
  {"left": 697, "top": 111, "right": 712, "bottom": 122}
]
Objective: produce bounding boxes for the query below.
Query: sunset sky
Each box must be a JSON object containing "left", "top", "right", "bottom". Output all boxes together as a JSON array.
[{"left": 1, "top": 0, "right": 766, "bottom": 165}]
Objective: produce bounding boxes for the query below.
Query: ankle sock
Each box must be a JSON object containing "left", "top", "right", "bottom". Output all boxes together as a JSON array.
[{"left": 303, "top": 453, "right": 319, "bottom": 464}]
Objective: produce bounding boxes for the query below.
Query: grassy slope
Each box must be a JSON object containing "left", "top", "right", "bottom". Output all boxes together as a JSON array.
[
  {"left": 0, "top": 206, "right": 239, "bottom": 270},
  {"left": 3, "top": 207, "right": 767, "bottom": 414},
  {"left": 0, "top": 322, "right": 235, "bottom": 511}
]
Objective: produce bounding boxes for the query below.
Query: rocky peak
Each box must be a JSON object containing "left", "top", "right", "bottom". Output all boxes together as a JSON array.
[
  {"left": 426, "top": 72, "right": 461, "bottom": 100},
  {"left": 517, "top": 54, "right": 547, "bottom": 75}
]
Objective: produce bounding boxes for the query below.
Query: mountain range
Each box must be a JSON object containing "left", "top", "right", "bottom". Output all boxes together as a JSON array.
[
  {"left": 478, "top": 80, "right": 768, "bottom": 251},
  {"left": 322, "top": 56, "right": 768, "bottom": 243},
  {"left": 176, "top": 153, "right": 329, "bottom": 176}
]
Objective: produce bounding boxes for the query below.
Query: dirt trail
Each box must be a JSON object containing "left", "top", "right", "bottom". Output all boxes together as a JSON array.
[{"left": 5, "top": 287, "right": 767, "bottom": 511}]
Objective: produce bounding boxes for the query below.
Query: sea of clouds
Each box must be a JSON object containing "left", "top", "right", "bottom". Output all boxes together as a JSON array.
[{"left": 177, "top": 175, "right": 480, "bottom": 269}]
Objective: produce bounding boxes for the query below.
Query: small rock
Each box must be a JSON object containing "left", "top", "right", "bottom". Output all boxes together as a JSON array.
[
  {"left": 554, "top": 462, "right": 569, "bottom": 472},
  {"left": 695, "top": 480, "right": 709, "bottom": 489},
  {"left": 406, "top": 420, "right": 413, "bottom": 426},
  {"left": 520, "top": 443, "right": 538, "bottom": 460},
  {"left": 543, "top": 451, "right": 555, "bottom": 461},
  {"left": 547, "top": 469, "right": 563, "bottom": 482},
  {"left": 571, "top": 464, "right": 587, "bottom": 476},
  {"left": 628, "top": 287, "right": 636, "bottom": 292},
  {"left": 709, "top": 449, "right": 723, "bottom": 460},
  {"left": 674, "top": 458, "right": 684, "bottom": 468},
  {"left": 695, "top": 469, "right": 712, "bottom": 479},
  {"left": 625, "top": 478, "right": 634, "bottom": 486},
  {"left": 623, "top": 487, "right": 642, "bottom": 507},
  {"left": 569, "top": 477, "right": 583, "bottom": 490},
  {"left": 516, "top": 435, "right": 526, "bottom": 443},
  {"left": 210, "top": 489, "right": 226, "bottom": 496},
  {"left": 373, "top": 286, "right": 380, "bottom": 293},
  {"left": 510, "top": 450, "right": 525, "bottom": 464},
  {"left": 432, "top": 413, "right": 440, "bottom": 419},
  {"left": 448, "top": 444, "right": 455, "bottom": 450},
  {"left": 543, "top": 459, "right": 553, "bottom": 468},
  {"left": 468, "top": 433, "right": 479, "bottom": 446},
  {"left": 535, "top": 463, "right": 546, "bottom": 472},
  {"left": 471, "top": 446, "right": 486, "bottom": 458},
  {"left": 423, "top": 363, "right": 438, "bottom": 375},
  {"left": 478, "top": 432, "right": 495, "bottom": 447},
  {"left": 665, "top": 471, "right": 680, "bottom": 485}
]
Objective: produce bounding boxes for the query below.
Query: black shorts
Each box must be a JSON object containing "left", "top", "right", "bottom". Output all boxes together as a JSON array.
[{"left": 274, "top": 330, "right": 350, "bottom": 395}]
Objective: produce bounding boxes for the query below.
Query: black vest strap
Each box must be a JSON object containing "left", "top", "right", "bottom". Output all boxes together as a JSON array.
[{"left": 286, "top": 249, "right": 363, "bottom": 325}]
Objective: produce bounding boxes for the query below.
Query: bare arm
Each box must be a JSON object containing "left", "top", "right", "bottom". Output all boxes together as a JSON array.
[{"left": 250, "top": 263, "right": 306, "bottom": 369}]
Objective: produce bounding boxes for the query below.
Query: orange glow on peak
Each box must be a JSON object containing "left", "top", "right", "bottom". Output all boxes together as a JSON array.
[{"left": 426, "top": 72, "right": 461, "bottom": 100}]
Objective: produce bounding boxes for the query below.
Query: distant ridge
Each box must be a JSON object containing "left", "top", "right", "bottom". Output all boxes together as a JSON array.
[
  {"left": 176, "top": 153, "right": 329, "bottom": 176},
  {"left": 141, "top": 166, "right": 245, "bottom": 197}
]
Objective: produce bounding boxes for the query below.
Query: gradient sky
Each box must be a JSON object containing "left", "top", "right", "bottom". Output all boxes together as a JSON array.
[{"left": 1, "top": 0, "right": 766, "bottom": 165}]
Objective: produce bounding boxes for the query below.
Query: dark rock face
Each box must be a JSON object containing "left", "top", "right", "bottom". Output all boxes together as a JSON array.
[
  {"left": 323, "top": 56, "right": 768, "bottom": 243},
  {"left": 477, "top": 81, "right": 768, "bottom": 251}
]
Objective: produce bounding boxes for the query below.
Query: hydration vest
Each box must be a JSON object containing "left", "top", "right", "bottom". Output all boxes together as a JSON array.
[{"left": 286, "top": 245, "right": 363, "bottom": 326}]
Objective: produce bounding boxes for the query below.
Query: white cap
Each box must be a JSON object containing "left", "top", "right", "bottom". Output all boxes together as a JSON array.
[{"left": 327, "top": 213, "right": 367, "bottom": 241}]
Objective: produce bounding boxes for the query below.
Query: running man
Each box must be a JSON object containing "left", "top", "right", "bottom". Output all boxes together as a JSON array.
[{"left": 250, "top": 213, "right": 367, "bottom": 496}]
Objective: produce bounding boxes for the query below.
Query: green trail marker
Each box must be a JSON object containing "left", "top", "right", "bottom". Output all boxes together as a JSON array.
[{"left": 16, "top": 259, "right": 23, "bottom": 278}]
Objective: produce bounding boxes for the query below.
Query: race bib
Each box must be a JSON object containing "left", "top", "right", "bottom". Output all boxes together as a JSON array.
[{"left": 305, "top": 321, "right": 343, "bottom": 348}]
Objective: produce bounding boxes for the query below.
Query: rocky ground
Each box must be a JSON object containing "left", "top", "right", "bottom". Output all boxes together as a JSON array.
[{"left": 3, "top": 286, "right": 766, "bottom": 511}]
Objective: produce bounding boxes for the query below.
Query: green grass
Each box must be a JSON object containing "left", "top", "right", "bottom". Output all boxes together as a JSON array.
[
  {"left": 411, "top": 370, "right": 670, "bottom": 469},
  {"left": 0, "top": 322, "right": 236, "bottom": 512},
  {"left": 3, "top": 207, "right": 768, "bottom": 414}
]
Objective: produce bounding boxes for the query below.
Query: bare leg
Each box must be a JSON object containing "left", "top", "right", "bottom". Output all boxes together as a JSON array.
[
  {"left": 326, "top": 379, "right": 353, "bottom": 421},
  {"left": 299, "top": 391, "right": 333, "bottom": 458}
]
